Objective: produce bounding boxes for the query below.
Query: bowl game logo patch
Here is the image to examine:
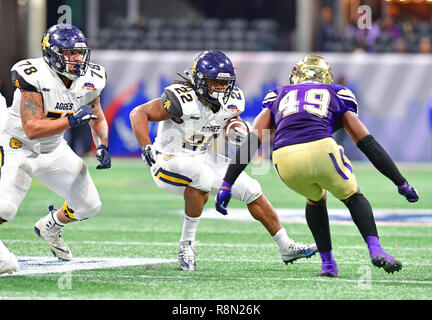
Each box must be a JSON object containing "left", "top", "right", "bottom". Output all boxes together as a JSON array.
[{"left": 10, "top": 137, "right": 22, "bottom": 149}]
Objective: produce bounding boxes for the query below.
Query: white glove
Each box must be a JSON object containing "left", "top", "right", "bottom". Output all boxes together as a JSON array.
[{"left": 141, "top": 144, "right": 156, "bottom": 168}]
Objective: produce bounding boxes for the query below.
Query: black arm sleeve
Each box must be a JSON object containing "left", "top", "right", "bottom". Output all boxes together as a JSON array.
[
  {"left": 11, "top": 70, "right": 40, "bottom": 92},
  {"left": 356, "top": 134, "right": 405, "bottom": 186},
  {"left": 161, "top": 89, "right": 183, "bottom": 118},
  {"left": 224, "top": 132, "right": 262, "bottom": 185}
]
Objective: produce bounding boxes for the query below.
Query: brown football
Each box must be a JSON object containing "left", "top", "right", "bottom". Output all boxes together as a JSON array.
[{"left": 224, "top": 118, "right": 249, "bottom": 145}]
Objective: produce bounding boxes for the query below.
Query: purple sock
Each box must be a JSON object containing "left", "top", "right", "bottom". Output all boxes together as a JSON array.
[
  {"left": 365, "top": 235, "right": 381, "bottom": 249},
  {"left": 320, "top": 251, "right": 335, "bottom": 263},
  {"left": 366, "top": 236, "right": 394, "bottom": 262}
]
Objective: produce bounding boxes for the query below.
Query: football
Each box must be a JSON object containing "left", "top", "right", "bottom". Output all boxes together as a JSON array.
[{"left": 224, "top": 118, "right": 249, "bottom": 146}]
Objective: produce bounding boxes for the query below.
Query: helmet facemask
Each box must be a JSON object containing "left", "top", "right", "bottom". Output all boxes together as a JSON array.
[
  {"left": 51, "top": 46, "right": 91, "bottom": 80},
  {"left": 195, "top": 73, "right": 235, "bottom": 106}
]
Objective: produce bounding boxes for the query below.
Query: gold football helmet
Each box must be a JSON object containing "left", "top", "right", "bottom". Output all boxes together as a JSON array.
[{"left": 289, "top": 55, "right": 333, "bottom": 85}]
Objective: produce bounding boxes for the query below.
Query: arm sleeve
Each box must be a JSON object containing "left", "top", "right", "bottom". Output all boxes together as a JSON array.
[
  {"left": 161, "top": 88, "right": 183, "bottom": 118},
  {"left": 356, "top": 134, "right": 405, "bottom": 186},
  {"left": 223, "top": 132, "right": 262, "bottom": 185}
]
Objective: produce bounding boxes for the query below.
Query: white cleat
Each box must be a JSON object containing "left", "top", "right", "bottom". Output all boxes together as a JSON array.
[
  {"left": 0, "top": 240, "right": 19, "bottom": 275},
  {"left": 281, "top": 242, "right": 318, "bottom": 264},
  {"left": 178, "top": 240, "right": 197, "bottom": 271},
  {"left": 34, "top": 206, "right": 72, "bottom": 261}
]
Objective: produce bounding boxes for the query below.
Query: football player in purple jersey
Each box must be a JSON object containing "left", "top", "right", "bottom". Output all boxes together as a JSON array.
[{"left": 216, "top": 55, "right": 419, "bottom": 277}]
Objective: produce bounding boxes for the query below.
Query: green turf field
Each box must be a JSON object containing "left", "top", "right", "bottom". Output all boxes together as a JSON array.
[{"left": 1, "top": 158, "right": 431, "bottom": 301}]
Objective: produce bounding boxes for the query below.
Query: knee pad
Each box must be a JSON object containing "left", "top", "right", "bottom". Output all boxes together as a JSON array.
[
  {"left": 65, "top": 198, "right": 102, "bottom": 221},
  {"left": 233, "top": 175, "right": 262, "bottom": 204},
  {"left": 0, "top": 201, "right": 18, "bottom": 222},
  {"left": 85, "top": 201, "right": 102, "bottom": 219},
  {"left": 190, "top": 169, "right": 215, "bottom": 193},
  {"left": 244, "top": 178, "right": 262, "bottom": 204}
]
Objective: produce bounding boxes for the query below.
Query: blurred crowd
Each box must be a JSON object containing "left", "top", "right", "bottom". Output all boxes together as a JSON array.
[{"left": 316, "top": 5, "right": 432, "bottom": 53}]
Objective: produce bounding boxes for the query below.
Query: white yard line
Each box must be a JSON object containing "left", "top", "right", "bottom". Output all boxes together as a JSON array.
[
  {"left": 135, "top": 274, "right": 432, "bottom": 285},
  {"left": 3, "top": 239, "right": 432, "bottom": 250},
  {"left": 0, "top": 256, "right": 176, "bottom": 277}
]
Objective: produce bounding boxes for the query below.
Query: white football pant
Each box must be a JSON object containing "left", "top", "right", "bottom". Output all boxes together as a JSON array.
[
  {"left": 0, "top": 133, "right": 101, "bottom": 222},
  {"left": 150, "top": 151, "right": 262, "bottom": 204}
]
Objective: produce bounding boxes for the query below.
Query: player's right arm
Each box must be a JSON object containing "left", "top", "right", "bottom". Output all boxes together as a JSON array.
[
  {"left": 20, "top": 90, "right": 70, "bottom": 139},
  {"left": 130, "top": 85, "right": 185, "bottom": 147},
  {"left": 129, "top": 98, "right": 172, "bottom": 147}
]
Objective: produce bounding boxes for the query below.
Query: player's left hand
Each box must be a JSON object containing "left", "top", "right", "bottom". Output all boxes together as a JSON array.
[
  {"left": 229, "top": 126, "right": 249, "bottom": 146},
  {"left": 96, "top": 144, "right": 111, "bottom": 169},
  {"left": 68, "top": 105, "right": 98, "bottom": 127},
  {"left": 215, "top": 180, "right": 233, "bottom": 215},
  {"left": 398, "top": 181, "right": 419, "bottom": 203}
]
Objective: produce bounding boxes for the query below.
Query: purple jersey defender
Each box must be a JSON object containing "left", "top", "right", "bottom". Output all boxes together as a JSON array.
[{"left": 262, "top": 83, "right": 358, "bottom": 150}]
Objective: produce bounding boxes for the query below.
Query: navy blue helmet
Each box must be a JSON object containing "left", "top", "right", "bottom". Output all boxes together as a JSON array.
[
  {"left": 191, "top": 51, "right": 236, "bottom": 107},
  {"left": 41, "top": 24, "right": 90, "bottom": 80}
]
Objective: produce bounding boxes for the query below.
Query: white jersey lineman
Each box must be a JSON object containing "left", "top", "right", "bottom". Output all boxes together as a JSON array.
[
  {"left": 150, "top": 83, "right": 262, "bottom": 203},
  {"left": 0, "top": 57, "right": 106, "bottom": 222}
]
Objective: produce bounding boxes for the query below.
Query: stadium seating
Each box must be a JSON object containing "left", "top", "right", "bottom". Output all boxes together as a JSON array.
[{"left": 92, "top": 18, "right": 281, "bottom": 51}]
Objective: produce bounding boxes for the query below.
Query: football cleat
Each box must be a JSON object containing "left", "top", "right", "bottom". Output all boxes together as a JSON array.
[
  {"left": 34, "top": 205, "right": 72, "bottom": 261},
  {"left": 0, "top": 240, "right": 19, "bottom": 275},
  {"left": 281, "top": 242, "right": 318, "bottom": 264},
  {"left": 178, "top": 240, "right": 197, "bottom": 271},
  {"left": 370, "top": 249, "right": 402, "bottom": 274},
  {"left": 317, "top": 261, "right": 338, "bottom": 278}
]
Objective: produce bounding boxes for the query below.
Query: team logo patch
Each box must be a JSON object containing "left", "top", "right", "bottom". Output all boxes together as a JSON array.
[
  {"left": 42, "top": 34, "right": 50, "bottom": 50},
  {"left": 82, "top": 82, "right": 96, "bottom": 91},
  {"left": 227, "top": 104, "right": 239, "bottom": 112},
  {"left": 10, "top": 137, "right": 22, "bottom": 149},
  {"left": 163, "top": 99, "right": 172, "bottom": 111}
]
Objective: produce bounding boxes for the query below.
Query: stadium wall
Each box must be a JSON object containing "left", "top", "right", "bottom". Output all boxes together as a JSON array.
[{"left": 92, "top": 51, "right": 432, "bottom": 162}]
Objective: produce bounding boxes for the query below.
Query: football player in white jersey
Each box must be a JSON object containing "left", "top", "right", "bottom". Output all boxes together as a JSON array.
[
  {"left": 0, "top": 24, "right": 111, "bottom": 271},
  {"left": 0, "top": 93, "right": 20, "bottom": 274},
  {"left": 130, "top": 51, "right": 317, "bottom": 271}
]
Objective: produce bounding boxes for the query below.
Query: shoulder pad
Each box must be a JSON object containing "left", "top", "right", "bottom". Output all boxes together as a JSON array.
[
  {"left": 332, "top": 84, "right": 358, "bottom": 114},
  {"left": 225, "top": 87, "right": 245, "bottom": 114},
  {"left": 163, "top": 84, "right": 198, "bottom": 117},
  {"left": 262, "top": 88, "right": 278, "bottom": 110},
  {"left": 10, "top": 59, "right": 42, "bottom": 92},
  {"left": 84, "top": 63, "right": 107, "bottom": 94}
]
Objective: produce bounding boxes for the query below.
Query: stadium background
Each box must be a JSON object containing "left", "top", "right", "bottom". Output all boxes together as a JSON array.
[{"left": 1, "top": 0, "right": 432, "bottom": 161}]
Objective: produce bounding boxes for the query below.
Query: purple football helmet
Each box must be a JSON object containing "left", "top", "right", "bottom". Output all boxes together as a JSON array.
[
  {"left": 191, "top": 50, "right": 236, "bottom": 108},
  {"left": 41, "top": 24, "right": 90, "bottom": 80}
]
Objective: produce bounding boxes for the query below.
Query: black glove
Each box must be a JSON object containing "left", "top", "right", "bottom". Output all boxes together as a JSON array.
[
  {"left": 141, "top": 144, "right": 156, "bottom": 168},
  {"left": 96, "top": 144, "right": 111, "bottom": 169},
  {"left": 67, "top": 105, "right": 97, "bottom": 127}
]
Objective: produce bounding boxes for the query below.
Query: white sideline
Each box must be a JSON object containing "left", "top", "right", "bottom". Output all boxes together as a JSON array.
[{"left": 0, "top": 256, "right": 176, "bottom": 277}]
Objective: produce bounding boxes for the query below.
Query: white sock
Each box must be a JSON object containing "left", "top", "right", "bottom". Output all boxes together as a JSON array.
[
  {"left": 272, "top": 227, "right": 294, "bottom": 250},
  {"left": 50, "top": 210, "right": 64, "bottom": 227},
  {"left": 180, "top": 215, "right": 200, "bottom": 242}
]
